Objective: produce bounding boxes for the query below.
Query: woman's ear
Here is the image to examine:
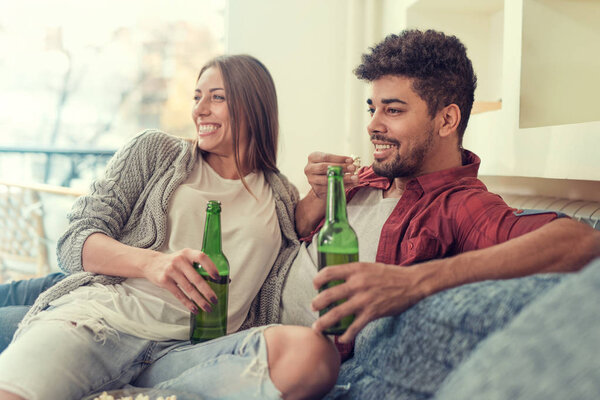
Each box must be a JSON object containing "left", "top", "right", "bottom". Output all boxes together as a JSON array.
[{"left": 438, "top": 104, "right": 461, "bottom": 138}]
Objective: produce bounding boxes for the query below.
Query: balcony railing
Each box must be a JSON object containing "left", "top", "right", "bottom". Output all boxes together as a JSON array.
[{"left": 0, "top": 146, "right": 115, "bottom": 187}]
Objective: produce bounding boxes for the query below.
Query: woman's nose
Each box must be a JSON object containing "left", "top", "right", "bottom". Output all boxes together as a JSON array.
[{"left": 193, "top": 98, "right": 210, "bottom": 118}]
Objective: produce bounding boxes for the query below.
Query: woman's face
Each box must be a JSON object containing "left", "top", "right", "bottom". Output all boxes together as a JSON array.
[{"left": 192, "top": 67, "right": 237, "bottom": 157}]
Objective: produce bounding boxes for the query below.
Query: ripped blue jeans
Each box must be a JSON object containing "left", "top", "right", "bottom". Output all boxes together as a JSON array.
[{"left": 0, "top": 322, "right": 281, "bottom": 400}]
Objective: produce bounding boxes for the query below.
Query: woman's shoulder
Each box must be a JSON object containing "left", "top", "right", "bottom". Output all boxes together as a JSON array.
[
  {"left": 264, "top": 170, "right": 300, "bottom": 204},
  {"left": 131, "top": 129, "right": 189, "bottom": 149},
  {"left": 117, "top": 129, "right": 192, "bottom": 161}
]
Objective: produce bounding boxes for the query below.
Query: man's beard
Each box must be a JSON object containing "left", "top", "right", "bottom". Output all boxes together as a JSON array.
[{"left": 371, "top": 129, "right": 434, "bottom": 179}]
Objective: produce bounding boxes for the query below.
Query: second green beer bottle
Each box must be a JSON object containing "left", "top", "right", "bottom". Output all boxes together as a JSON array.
[
  {"left": 190, "top": 200, "right": 230, "bottom": 343},
  {"left": 317, "top": 165, "right": 359, "bottom": 335}
]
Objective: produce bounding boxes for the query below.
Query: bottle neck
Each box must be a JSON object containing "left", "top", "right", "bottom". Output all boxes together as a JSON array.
[
  {"left": 201, "top": 211, "right": 223, "bottom": 254},
  {"left": 325, "top": 174, "right": 349, "bottom": 224}
]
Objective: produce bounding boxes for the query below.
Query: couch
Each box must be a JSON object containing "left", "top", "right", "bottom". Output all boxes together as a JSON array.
[{"left": 324, "top": 194, "right": 600, "bottom": 400}]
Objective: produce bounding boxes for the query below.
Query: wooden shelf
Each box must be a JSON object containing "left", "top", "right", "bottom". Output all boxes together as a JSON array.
[{"left": 472, "top": 101, "right": 502, "bottom": 114}]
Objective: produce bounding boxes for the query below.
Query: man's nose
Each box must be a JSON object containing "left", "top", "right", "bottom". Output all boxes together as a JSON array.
[{"left": 367, "top": 111, "right": 385, "bottom": 135}]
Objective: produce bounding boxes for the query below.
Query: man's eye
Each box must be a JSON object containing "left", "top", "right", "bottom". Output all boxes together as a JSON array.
[
  {"left": 387, "top": 108, "right": 402, "bottom": 114},
  {"left": 367, "top": 108, "right": 375, "bottom": 116}
]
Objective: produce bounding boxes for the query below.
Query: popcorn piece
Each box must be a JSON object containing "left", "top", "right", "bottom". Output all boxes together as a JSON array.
[{"left": 349, "top": 154, "right": 361, "bottom": 172}]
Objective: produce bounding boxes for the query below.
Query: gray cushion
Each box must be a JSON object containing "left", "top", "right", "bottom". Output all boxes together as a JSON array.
[
  {"left": 325, "top": 272, "right": 565, "bottom": 400},
  {"left": 434, "top": 257, "right": 600, "bottom": 400}
]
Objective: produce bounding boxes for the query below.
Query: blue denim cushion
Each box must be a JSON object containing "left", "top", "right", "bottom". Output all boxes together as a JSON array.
[
  {"left": 434, "top": 258, "right": 600, "bottom": 400},
  {"left": 325, "top": 273, "right": 564, "bottom": 400}
]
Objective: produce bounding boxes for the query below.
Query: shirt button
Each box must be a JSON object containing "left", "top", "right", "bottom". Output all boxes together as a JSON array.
[{"left": 409, "top": 242, "right": 414, "bottom": 250}]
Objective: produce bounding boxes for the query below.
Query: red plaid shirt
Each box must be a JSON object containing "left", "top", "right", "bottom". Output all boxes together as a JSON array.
[{"left": 309, "top": 150, "right": 560, "bottom": 361}]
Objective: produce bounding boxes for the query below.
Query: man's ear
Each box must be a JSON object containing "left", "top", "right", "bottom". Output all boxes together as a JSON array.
[{"left": 438, "top": 104, "right": 461, "bottom": 138}]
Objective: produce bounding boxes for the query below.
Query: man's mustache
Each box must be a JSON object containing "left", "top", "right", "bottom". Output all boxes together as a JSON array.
[{"left": 370, "top": 134, "right": 400, "bottom": 147}]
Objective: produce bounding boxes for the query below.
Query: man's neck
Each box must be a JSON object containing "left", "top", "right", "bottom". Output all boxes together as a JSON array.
[
  {"left": 382, "top": 148, "right": 464, "bottom": 199},
  {"left": 384, "top": 178, "right": 408, "bottom": 198}
]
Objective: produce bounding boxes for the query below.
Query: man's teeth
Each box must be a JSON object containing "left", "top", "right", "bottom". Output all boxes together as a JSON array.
[
  {"left": 198, "top": 124, "right": 219, "bottom": 132},
  {"left": 375, "top": 144, "right": 395, "bottom": 150}
]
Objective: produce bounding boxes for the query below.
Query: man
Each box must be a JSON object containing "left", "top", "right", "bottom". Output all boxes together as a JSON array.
[{"left": 288, "top": 29, "right": 600, "bottom": 397}]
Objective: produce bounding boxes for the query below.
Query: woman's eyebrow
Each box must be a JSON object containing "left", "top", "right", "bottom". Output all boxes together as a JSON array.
[{"left": 195, "top": 87, "right": 225, "bottom": 93}]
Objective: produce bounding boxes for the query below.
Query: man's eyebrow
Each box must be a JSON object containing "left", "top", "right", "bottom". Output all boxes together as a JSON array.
[
  {"left": 382, "top": 98, "right": 407, "bottom": 105},
  {"left": 366, "top": 98, "right": 407, "bottom": 105}
]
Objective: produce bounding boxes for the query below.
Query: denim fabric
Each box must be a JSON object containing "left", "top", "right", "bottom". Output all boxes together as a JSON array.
[
  {"left": 0, "top": 323, "right": 281, "bottom": 400},
  {"left": 0, "top": 272, "right": 66, "bottom": 353},
  {"left": 0, "top": 272, "right": 66, "bottom": 306},
  {"left": 324, "top": 273, "right": 565, "bottom": 400},
  {"left": 0, "top": 306, "right": 30, "bottom": 353},
  {"left": 435, "top": 258, "right": 600, "bottom": 400}
]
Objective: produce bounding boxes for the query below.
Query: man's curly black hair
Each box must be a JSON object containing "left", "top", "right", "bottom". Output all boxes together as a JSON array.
[{"left": 355, "top": 29, "right": 477, "bottom": 143}]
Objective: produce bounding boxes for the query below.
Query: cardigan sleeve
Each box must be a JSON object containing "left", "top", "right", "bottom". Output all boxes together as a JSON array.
[{"left": 55, "top": 130, "right": 177, "bottom": 273}]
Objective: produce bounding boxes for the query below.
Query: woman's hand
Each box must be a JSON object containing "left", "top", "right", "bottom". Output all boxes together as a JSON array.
[
  {"left": 82, "top": 233, "right": 220, "bottom": 313},
  {"left": 144, "top": 249, "right": 221, "bottom": 313}
]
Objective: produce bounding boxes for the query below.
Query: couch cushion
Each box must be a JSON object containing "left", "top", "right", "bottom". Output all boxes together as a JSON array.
[
  {"left": 433, "top": 257, "right": 600, "bottom": 400},
  {"left": 325, "top": 273, "right": 564, "bottom": 400}
]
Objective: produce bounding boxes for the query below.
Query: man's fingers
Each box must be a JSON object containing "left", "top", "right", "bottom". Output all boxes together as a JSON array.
[
  {"left": 311, "top": 279, "right": 352, "bottom": 312},
  {"left": 338, "top": 313, "right": 371, "bottom": 343},
  {"left": 308, "top": 152, "right": 354, "bottom": 164},
  {"left": 311, "top": 296, "right": 358, "bottom": 334},
  {"left": 313, "top": 263, "right": 357, "bottom": 290}
]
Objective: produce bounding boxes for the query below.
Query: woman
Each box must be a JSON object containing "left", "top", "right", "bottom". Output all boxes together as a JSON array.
[{"left": 0, "top": 55, "right": 339, "bottom": 400}]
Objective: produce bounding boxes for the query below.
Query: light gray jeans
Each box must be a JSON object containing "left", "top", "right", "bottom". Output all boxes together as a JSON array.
[{"left": 0, "top": 322, "right": 281, "bottom": 400}]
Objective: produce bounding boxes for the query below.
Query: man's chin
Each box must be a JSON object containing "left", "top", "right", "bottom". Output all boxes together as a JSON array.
[{"left": 372, "top": 162, "right": 397, "bottom": 179}]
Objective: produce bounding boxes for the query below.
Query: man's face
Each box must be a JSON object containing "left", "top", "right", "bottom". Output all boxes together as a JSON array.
[{"left": 367, "top": 75, "right": 437, "bottom": 180}]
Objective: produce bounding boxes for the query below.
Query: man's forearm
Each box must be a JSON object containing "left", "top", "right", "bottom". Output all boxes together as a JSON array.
[
  {"left": 422, "top": 218, "right": 600, "bottom": 297},
  {"left": 295, "top": 189, "right": 326, "bottom": 238}
]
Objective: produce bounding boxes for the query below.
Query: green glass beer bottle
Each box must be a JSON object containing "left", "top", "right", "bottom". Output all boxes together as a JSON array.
[
  {"left": 317, "top": 165, "right": 359, "bottom": 335},
  {"left": 191, "top": 200, "right": 230, "bottom": 343}
]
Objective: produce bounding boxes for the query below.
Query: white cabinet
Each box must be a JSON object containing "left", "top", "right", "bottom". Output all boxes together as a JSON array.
[{"left": 383, "top": 0, "right": 600, "bottom": 182}]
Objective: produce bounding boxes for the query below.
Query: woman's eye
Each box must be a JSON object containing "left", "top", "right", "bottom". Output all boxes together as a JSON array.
[
  {"left": 193, "top": 95, "right": 200, "bottom": 101},
  {"left": 213, "top": 94, "right": 225, "bottom": 101}
]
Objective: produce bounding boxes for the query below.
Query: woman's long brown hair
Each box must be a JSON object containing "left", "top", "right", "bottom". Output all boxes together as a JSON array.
[{"left": 196, "top": 54, "right": 279, "bottom": 194}]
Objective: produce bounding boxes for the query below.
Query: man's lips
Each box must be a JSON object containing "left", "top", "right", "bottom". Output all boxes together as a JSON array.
[{"left": 372, "top": 138, "right": 399, "bottom": 160}]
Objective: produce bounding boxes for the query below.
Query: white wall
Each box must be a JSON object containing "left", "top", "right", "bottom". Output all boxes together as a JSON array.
[
  {"left": 227, "top": 0, "right": 375, "bottom": 194},
  {"left": 227, "top": 0, "right": 600, "bottom": 199}
]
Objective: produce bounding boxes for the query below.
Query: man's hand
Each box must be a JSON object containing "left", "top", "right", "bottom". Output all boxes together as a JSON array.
[
  {"left": 311, "top": 262, "right": 435, "bottom": 343},
  {"left": 304, "top": 152, "right": 359, "bottom": 200},
  {"left": 144, "top": 248, "right": 220, "bottom": 314},
  {"left": 295, "top": 152, "right": 359, "bottom": 237}
]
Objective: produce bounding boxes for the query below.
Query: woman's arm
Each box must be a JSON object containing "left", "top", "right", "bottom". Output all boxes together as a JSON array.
[
  {"left": 82, "top": 232, "right": 220, "bottom": 313},
  {"left": 57, "top": 130, "right": 172, "bottom": 274}
]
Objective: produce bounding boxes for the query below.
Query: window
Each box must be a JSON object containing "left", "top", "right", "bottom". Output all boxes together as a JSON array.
[{"left": 0, "top": 0, "right": 226, "bottom": 188}]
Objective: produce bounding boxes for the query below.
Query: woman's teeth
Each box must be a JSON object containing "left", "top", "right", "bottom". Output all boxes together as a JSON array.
[{"left": 198, "top": 124, "right": 219, "bottom": 133}]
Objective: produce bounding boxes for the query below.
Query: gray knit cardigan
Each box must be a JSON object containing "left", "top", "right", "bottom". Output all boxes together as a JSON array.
[{"left": 18, "top": 130, "right": 301, "bottom": 333}]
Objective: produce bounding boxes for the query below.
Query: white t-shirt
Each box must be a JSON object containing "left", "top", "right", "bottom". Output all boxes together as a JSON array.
[
  {"left": 38, "top": 156, "right": 282, "bottom": 341},
  {"left": 280, "top": 187, "right": 399, "bottom": 326}
]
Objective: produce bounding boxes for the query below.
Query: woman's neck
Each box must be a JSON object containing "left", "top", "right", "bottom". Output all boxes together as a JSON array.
[{"left": 203, "top": 152, "right": 250, "bottom": 180}]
